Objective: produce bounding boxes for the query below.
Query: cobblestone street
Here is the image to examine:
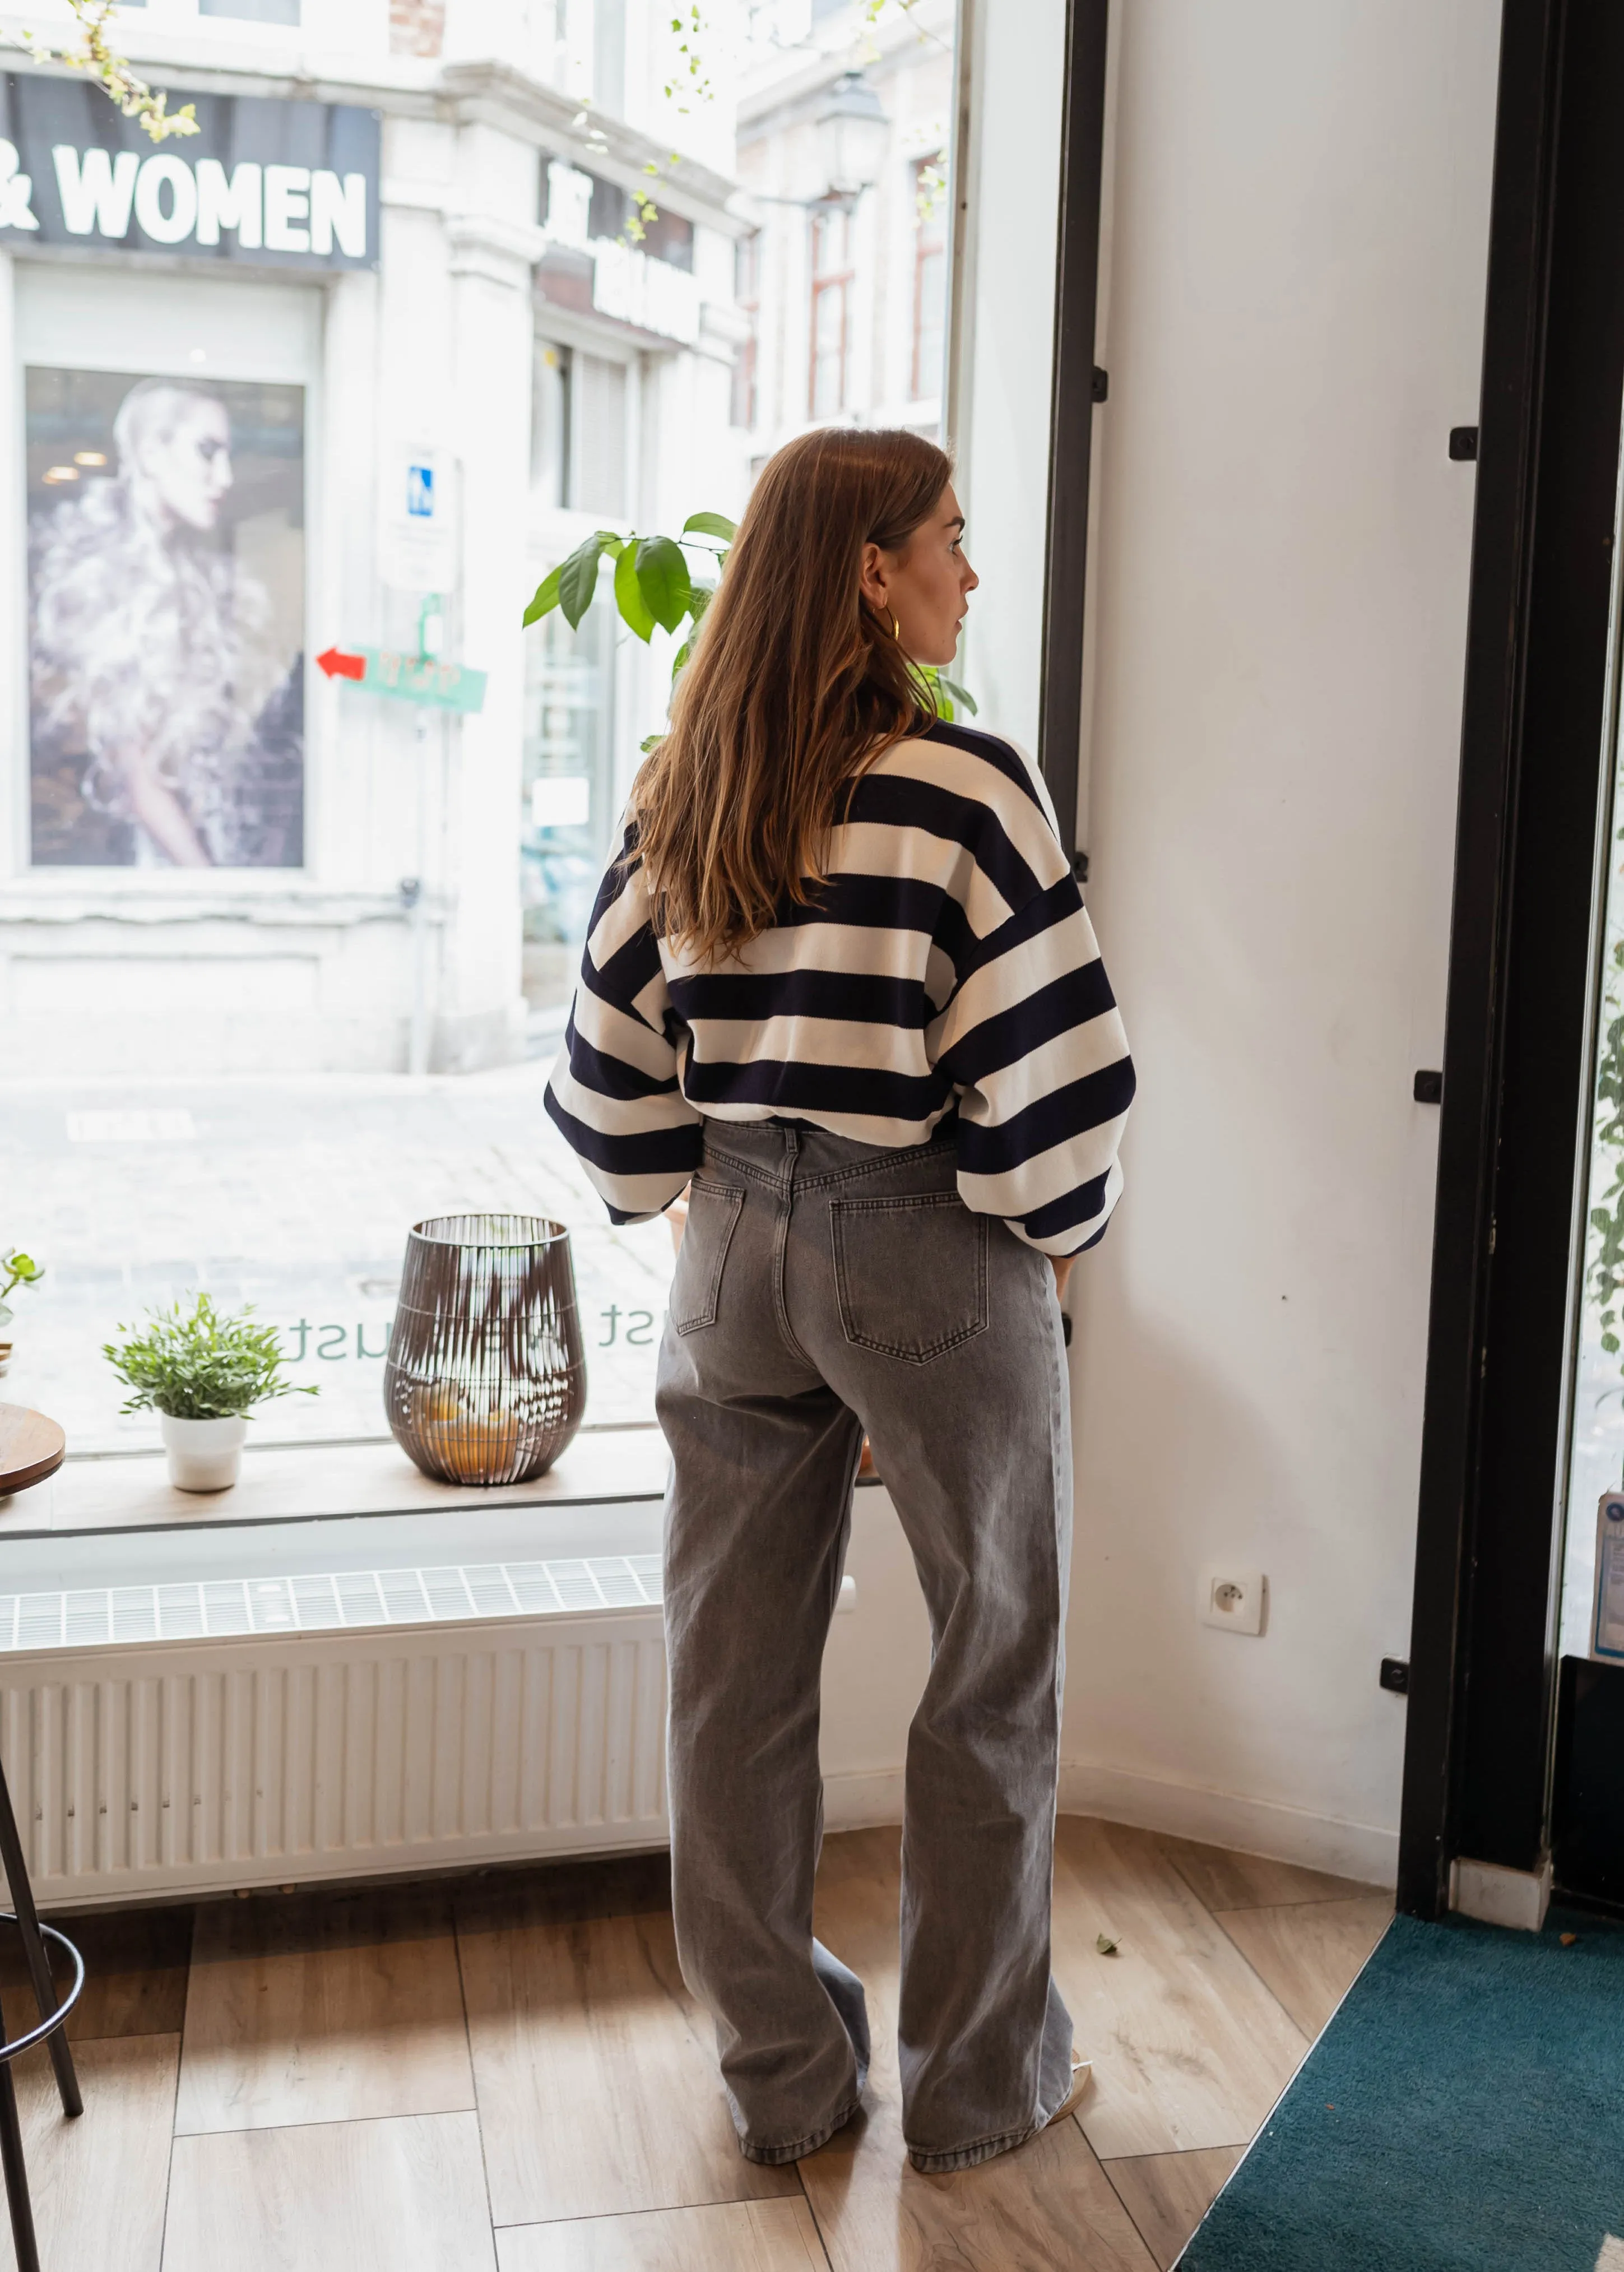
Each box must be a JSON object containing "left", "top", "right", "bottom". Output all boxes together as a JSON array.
[{"left": 2, "top": 1064, "right": 674, "bottom": 1453}]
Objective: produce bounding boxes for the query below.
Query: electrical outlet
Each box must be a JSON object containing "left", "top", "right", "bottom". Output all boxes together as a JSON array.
[{"left": 1199, "top": 1569, "right": 1267, "bottom": 1635}]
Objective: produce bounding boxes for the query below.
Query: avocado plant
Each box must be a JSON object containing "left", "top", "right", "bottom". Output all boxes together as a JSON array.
[{"left": 523, "top": 512, "right": 977, "bottom": 725}]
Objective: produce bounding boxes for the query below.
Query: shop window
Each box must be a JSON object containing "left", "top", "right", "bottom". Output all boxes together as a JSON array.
[
  {"left": 810, "top": 201, "right": 851, "bottom": 419},
  {"left": 584, "top": 174, "right": 695, "bottom": 272},
  {"left": 911, "top": 154, "right": 946, "bottom": 404},
  {"left": 533, "top": 341, "right": 574, "bottom": 511},
  {"left": 593, "top": 0, "right": 627, "bottom": 119},
  {"left": 521, "top": 604, "right": 614, "bottom": 1046},
  {"left": 573, "top": 353, "right": 629, "bottom": 519},
  {"left": 26, "top": 363, "right": 306, "bottom": 869},
  {"left": 732, "top": 230, "right": 761, "bottom": 429},
  {"left": 199, "top": 0, "right": 301, "bottom": 20}
]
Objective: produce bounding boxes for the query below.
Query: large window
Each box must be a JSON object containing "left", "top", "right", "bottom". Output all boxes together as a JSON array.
[
  {"left": 911, "top": 155, "right": 946, "bottom": 405},
  {"left": 809, "top": 201, "right": 851, "bottom": 418},
  {"left": 732, "top": 230, "right": 761, "bottom": 429},
  {"left": 1, "top": 1, "right": 963, "bottom": 1485}
]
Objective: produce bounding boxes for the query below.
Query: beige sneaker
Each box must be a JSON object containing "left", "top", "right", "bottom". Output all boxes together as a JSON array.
[{"left": 1046, "top": 2053, "right": 1093, "bottom": 2127}]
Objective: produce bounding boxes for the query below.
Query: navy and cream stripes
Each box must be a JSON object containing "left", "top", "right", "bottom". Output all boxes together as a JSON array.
[{"left": 545, "top": 718, "right": 1134, "bottom": 1256}]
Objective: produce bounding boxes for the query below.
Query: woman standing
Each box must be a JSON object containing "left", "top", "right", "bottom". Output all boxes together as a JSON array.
[{"left": 546, "top": 428, "right": 1133, "bottom": 2174}]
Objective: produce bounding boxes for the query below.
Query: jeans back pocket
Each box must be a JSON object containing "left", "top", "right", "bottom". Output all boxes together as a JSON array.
[
  {"left": 670, "top": 1178, "right": 744, "bottom": 1335},
  {"left": 830, "top": 1192, "right": 990, "bottom": 1364}
]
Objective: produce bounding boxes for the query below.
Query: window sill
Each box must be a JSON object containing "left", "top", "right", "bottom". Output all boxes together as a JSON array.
[{"left": 0, "top": 1425, "right": 669, "bottom": 1543}]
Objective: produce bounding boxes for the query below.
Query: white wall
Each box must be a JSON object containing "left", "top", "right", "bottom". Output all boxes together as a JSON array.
[
  {"left": 818, "top": 0, "right": 1505, "bottom": 1887},
  {"left": 1062, "top": 0, "right": 1502, "bottom": 1882}
]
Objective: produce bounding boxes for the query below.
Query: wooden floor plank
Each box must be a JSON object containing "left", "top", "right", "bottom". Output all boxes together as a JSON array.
[
  {"left": 176, "top": 1889, "right": 474, "bottom": 2134},
  {"left": 0, "top": 1904, "right": 193, "bottom": 2042},
  {"left": 457, "top": 1851, "right": 673, "bottom": 1933},
  {"left": 495, "top": 2197, "right": 829, "bottom": 2271},
  {"left": 163, "top": 2110, "right": 496, "bottom": 2272},
  {"left": 1212, "top": 1894, "right": 1393, "bottom": 2039},
  {"left": 1154, "top": 1835, "right": 1382, "bottom": 1913},
  {"left": 1051, "top": 1817, "right": 1309, "bottom": 2159},
  {"left": 0, "top": 2033, "right": 177, "bottom": 2272},
  {"left": 801, "top": 1830, "right": 1159, "bottom": 2272},
  {"left": 457, "top": 1893, "right": 798, "bottom": 2225},
  {"left": 1103, "top": 2146, "right": 1244, "bottom": 2270}
]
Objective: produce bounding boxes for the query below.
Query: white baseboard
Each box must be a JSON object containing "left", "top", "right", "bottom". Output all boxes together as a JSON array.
[
  {"left": 822, "top": 1759, "right": 1399, "bottom": 1890},
  {"left": 1450, "top": 1855, "right": 1551, "bottom": 1932},
  {"left": 1059, "top": 1760, "right": 1399, "bottom": 1888},
  {"left": 822, "top": 1766, "right": 907, "bottom": 1831}
]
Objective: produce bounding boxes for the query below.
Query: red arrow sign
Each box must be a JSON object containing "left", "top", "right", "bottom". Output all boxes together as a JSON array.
[{"left": 317, "top": 645, "right": 366, "bottom": 682}]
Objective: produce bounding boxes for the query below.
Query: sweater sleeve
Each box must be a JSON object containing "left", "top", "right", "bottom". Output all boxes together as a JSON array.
[
  {"left": 543, "top": 825, "right": 703, "bottom": 1223},
  {"left": 930, "top": 781, "right": 1134, "bottom": 1258}
]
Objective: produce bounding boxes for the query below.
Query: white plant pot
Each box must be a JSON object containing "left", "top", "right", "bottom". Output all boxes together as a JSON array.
[{"left": 161, "top": 1414, "right": 248, "bottom": 1493}]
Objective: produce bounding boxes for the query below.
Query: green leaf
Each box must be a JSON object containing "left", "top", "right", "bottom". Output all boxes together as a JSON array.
[
  {"left": 936, "top": 674, "right": 978, "bottom": 717},
  {"left": 669, "top": 638, "right": 692, "bottom": 685},
  {"left": 522, "top": 564, "right": 562, "bottom": 628},
  {"left": 102, "top": 1291, "right": 319, "bottom": 1420},
  {"left": 558, "top": 534, "right": 609, "bottom": 629},
  {"left": 1095, "top": 1932, "right": 1119, "bottom": 1956},
  {"left": 615, "top": 545, "right": 656, "bottom": 642},
  {"left": 682, "top": 511, "right": 737, "bottom": 542},
  {"left": 635, "top": 535, "right": 693, "bottom": 634}
]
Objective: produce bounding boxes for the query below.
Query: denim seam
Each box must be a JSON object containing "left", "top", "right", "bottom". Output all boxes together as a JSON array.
[
  {"left": 907, "top": 2116, "right": 1046, "bottom": 2174},
  {"left": 794, "top": 1137, "right": 958, "bottom": 1193},
  {"left": 771, "top": 1187, "right": 815, "bottom": 1366},
  {"left": 701, "top": 1146, "right": 784, "bottom": 1197},
  {"left": 739, "top": 2093, "right": 861, "bottom": 2167}
]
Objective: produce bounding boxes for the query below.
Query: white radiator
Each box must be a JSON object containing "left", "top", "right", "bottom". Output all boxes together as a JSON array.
[{"left": 0, "top": 1575, "right": 670, "bottom": 1906}]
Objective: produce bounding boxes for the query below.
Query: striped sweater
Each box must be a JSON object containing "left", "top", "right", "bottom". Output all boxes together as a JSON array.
[{"left": 544, "top": 718, "right": 1134, "bottom": 1256}]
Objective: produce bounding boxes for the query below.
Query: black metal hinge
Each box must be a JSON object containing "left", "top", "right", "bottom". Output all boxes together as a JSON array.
[
  {"left": 1092, "top": 366, "right": 1109, "bottom": 404},
  {"left": 1413, "top": 1069, "right": 1443, "bottom": 1104},
  {"left": 1449, "top": 426, "right": 1479, "bottom": 461},
  {"left": 1380, "top": 1657, "right": 1410, "bottom": 1695},
  {"left": 1072, "top": 850, "right": 1091, "bottom": 886}
]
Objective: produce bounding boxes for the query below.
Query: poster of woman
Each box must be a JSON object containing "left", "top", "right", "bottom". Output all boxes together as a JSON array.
[{"left": 26, "top": 365, "right": 305, "bottom": 867}]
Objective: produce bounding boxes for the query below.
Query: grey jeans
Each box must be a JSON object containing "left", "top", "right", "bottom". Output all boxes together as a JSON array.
[{"left": 655, "top": 1120, "right": 1076, "bottom": 2173}]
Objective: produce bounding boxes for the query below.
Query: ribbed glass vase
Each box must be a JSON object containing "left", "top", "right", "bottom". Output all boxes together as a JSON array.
[{"left": 384, "top": 1213, "right": 587, "bottom": 1486}]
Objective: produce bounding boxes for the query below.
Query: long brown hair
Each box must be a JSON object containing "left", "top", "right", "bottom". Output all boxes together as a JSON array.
[{"left": 632, "top": 425, "right": 952, "bottom": 959}]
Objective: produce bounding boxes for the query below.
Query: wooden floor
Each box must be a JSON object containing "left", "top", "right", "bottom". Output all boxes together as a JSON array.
[{"left": 0, "top": 1820, "right": 1391, "bottom": 2271}]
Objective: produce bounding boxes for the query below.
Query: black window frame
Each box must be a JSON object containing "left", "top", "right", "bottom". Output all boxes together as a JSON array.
[{"left": 1399, "top": 0, "right": 1624, "bottom": 1918}]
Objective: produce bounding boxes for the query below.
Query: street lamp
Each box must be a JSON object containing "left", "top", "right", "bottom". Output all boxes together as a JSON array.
[{"left": 815, "top": 71, "right": 890, "bottom": 201}]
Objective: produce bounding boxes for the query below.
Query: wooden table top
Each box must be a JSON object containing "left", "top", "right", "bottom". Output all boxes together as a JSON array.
[{"left": 0, "top": 1406, "right": 66, "bottom": 1496}]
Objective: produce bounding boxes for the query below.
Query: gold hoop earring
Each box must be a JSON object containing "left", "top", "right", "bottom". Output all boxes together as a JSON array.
[{"left": 890, "top": 614, "right": 901, "bottom": 641}]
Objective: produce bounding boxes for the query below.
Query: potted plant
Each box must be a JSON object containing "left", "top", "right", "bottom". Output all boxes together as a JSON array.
[
  {"left": 0, "top": 1249, "right": 44, "bottom": 1379},
  {"left": 103, "top": 1293, "right": 316, "bottom": 1492}
]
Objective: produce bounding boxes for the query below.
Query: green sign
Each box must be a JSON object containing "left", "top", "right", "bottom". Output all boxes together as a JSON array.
[{"left": 317, "top": 645, "right": 486, "bottom": 713}]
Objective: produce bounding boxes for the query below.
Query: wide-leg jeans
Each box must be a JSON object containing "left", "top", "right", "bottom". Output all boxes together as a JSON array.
[{"left": 655, "top": 1119, "right": 1077, "bottom": 2173}]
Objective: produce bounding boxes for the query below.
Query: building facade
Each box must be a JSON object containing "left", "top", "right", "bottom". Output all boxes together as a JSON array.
[
  {"left": 0, "top": 0, "right": 751, "bottom": 1077},
  {"left": 734, "top": 1, "right": 955, "bottom": 462}
]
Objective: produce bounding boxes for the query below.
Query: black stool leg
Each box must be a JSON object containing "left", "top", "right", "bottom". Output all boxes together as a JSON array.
[
  {"left": 0, "top": 2061, "right": 39, "bottom": 2272},
  {"left": 0, "top": 1766, "right": 78, "bottom": 2119}
]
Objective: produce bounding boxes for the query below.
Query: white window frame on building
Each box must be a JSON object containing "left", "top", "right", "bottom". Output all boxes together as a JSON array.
[{"left": 809, "top": 197, "right": 852, "bottom": 419}]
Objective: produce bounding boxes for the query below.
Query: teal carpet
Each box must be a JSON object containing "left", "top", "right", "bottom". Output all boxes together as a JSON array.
[{"left": 1181, "top": 1907, "right": 1624, "bottom": 2271}]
